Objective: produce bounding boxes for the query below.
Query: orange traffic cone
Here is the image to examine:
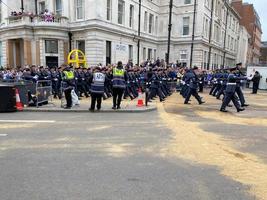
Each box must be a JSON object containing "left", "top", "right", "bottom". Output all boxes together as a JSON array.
[
  {"left": 136, "top": 88, "right": 144, "bottom": 107},
  {"left": 15, "top": 89, "right": 23, "bottom": 111}
]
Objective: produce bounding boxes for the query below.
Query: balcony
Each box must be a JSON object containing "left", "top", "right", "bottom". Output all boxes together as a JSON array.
[{"left": 3, "top": 14, "right": 69, "bottom": 28}]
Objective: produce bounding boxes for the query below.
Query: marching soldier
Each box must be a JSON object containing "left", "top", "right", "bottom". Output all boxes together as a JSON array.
[
  {"left": 220, "top": 67, "right": 246, "bottom": 113},
  {"left": 184, "top": 66, "right": 205, "bottom": 105}
]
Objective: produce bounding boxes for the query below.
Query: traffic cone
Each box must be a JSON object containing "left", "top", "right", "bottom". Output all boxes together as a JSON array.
[
  {"left": 15, "top": 89, "right": 23, "bottom": 111},
  {"left": 136, "top": 88, "right": 144, "bottom": 107}
]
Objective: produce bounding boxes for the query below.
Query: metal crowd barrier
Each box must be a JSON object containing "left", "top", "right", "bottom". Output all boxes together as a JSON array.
[
  {"left": 60, "top": 82, "right": 66, "bottom": 108},
  {"left": 35, "top": 80, "right": 53, "bottom": 108}
]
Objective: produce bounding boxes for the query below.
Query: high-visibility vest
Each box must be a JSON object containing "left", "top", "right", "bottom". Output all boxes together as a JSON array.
[
  {"left": 63, "top": 71, "right": 74, "bottom": 80},
  {"left": 112, "top": 68, "right": 126, "bottom": 88},
  {"left": 91, "top": 72, "right": 105, "bottom": 94}
]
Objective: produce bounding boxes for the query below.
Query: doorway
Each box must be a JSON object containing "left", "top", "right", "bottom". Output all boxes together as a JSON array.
[
  {"left": 106, "top": 41, "right": 112, "bottom": 65},
  {"left": 46, "top": 56, "right": 58, "bottom": 68}
]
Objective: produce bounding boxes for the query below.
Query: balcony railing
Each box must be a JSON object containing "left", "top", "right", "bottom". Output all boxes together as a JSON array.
[{"left": 5, "top": 14, "right": 68, "bottom": 27}]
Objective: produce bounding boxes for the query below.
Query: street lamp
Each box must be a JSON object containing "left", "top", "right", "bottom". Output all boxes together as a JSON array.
[
  {"left": 207, "top": 0, "right": 215, "bottom": 70},
  {"left": 166, "top": 0, "right": 173, "bottom": 65},
  {"left": 137, "top": 0, "right": 141, "bottom": 65},
  {"left": 190, "top": 0, "right": 197, "bottom": 68},
  {"left": 20, "top": 0, "right": 24, "bottom": 13},
  {"left": 35, "top": 0, "right": 38, "bottom": 15}
]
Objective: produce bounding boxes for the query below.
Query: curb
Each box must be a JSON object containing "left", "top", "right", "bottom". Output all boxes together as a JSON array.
[{"left": 23, "top": 106, "right": 157, "bottom": 113}]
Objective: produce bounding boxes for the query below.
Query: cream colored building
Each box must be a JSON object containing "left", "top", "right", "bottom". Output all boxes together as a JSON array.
[{"left": 0, "top": 0, "right": 249, "bottom": 69}]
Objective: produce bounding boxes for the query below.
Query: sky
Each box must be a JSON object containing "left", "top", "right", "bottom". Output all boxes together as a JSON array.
[{"left": 244, "top": 0, "right": 267, "bottom": 41}]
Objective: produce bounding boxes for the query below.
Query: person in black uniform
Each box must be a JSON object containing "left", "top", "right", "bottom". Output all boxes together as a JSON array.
[
  {"left": 112, "top": 61, "right": 127, "bottom": 109},
  {"left": 251, "top": 71, "right": 261, "bottom": 94},
  {"left": 62, "top": 65, "right": 75, "bottom": 109},
  {"left": 184, "top": 66, "right": 205, "bottom": 105},
  {"left": 50, "top": 67, "right": 61, "bottom": 98},
  {"left": 235, "top": 63, "right": 249, "bottom": 107},
  {"left": 220, "top": 67, "right": 245, "bottom": 112},
  {"left": 89, "top": 67, "right": 106, "bottom": 111}
]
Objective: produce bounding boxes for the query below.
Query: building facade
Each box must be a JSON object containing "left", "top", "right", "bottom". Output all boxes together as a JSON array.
[
  {"left": 260, "top": 41, "right": 267, "bottom": 65},
  {"left": 236, "top": 25, "right": 250, "bottom": 66},
  {"left": 231, "top": 0, "right": 262, "bottom": 65},
  {"left": 0, "top": 0, "right": 249, "bottom": 69}
]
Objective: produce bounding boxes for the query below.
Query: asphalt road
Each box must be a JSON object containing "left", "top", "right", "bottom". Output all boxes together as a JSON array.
[{"left": 0, "top": 107, "right": 259, "bottom": 200}]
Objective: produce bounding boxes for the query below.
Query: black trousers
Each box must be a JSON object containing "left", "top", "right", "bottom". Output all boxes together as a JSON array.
[
  {"left": 113, "top": 87, "right": 124, "bottom": 108},
  {"left": 199, "top": 83, "right": 204, "bottom": 93},
  {"left": 77, "top": 82, "right": 89, "bottom": 97},
  {"left": 235, "top": 86, "right": 245, "bottom": 105},
  {"left": 184, "top": 88, "right": 202, "bottom": 104},
  {"left": 220, "top": 92, "right": 240, "bottom": 111},
  {"left": 64, "top": 88, "right": 72, "bottom": 108},
  {"left": 216, "top": 85, "right": 226, "bottom": 99},
  {"left": 209, "top": 84, "right": 217, "bottom": 95},
  {"left": 90, "top": 93, "right": 103, "bottom": 110},
  {"left": 252, "top": 82, "right": 259, "bottom": 94}
]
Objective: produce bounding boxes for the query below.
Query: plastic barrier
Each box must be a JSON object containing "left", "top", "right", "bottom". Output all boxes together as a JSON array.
[
  {"left": 0, "top": 84, "right": 16, "bottom": 112},
  {"left": 35, "top": 80, "right": 53, "bottom": 107}
]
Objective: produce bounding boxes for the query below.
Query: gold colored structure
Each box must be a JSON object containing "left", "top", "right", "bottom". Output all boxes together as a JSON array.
[{"left": 67, "top": 49, "right": 87, "bottom": 68}]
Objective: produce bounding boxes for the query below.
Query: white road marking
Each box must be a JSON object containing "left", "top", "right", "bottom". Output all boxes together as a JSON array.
[
  {"left": 0, "top": 134, "right": 8, "bottom": 137},
  {"left": 0, "top": 120, "right": 55, "bottom": 123}
]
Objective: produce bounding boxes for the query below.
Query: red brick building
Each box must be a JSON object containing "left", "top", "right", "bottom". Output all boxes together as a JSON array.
[{"left": 231, "top": 0, "right": 262, "bottom": 65}]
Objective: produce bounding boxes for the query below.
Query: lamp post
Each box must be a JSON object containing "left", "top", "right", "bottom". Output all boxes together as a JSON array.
[
  {"left": 166, "top": 0, "right": 173, "bottom": 65},
  {"left": 20, "top": 0, "right": 24, "bottom": 13},
  {"left": 207, "top": 0, "right": 214, "bottom": 70},
  {"left": 35, "top": 0, "right": 38, "bottom": 15},
  {"left": 222, "top": 2, "right": 229, "bottom": 68},
  {"left": 137, "top": 0, "right": 141, "bottom": 65},
  {"left": 190, "top": 0, "right": 197, "bottom": 68}
]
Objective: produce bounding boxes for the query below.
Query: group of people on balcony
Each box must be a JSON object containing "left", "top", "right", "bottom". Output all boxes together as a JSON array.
[{"left": 9, "top": 9, "right": 55, "bottom": 22}]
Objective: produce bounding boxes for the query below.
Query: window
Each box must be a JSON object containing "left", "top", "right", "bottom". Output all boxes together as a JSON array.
[
  {"left": 184, "top": 0, "right": 191, "bottom": 4},
  {"left": 129, "top": 45, "right": 133, "bottom": 60},
  {"left": 129, "top": 5, "right": 134, "bottom": 28},
  {"left": 154, "top": 49, "right": 157, "bottom": 60},
  {"left": 205, "top": 18, "right": 209, "bottom": 37},
  {"left": 0, "top": 42, "right": 2, "bottom": 67},
  {"left": 180, "top": 50, "right": 188, "bottom": 60},
  {"left": 118, "top": 0, "right": 125, "bottom": 24},
  {"left": 203, "top": 51, "right": 207, "bottom": 69},
  {"left": 77, "top": 40, "right": 85, "bottom": 54},
  {"left": 155, "top": 16, "right": 158, "bottom": 35},
  {"left": 45, "top": 40, "right": 58, "bottom": 54},
  {"left": 107, "top": 0, "right": 111, "bottom": 21},
  {"left": 39, "top": 1, "right": 46, "bottom": 14},
  {"left": 55, "top": 0, "right": 62, "bottom": 15},
  {"left": 76, "top": 0, "right": 84, "bottom": 20},
  {"left": 144, "top": 11, "right": 148, "bottom": 32},
  {"left": 183, "top": 17, "right": 190, "bottom": 35},
  {"left": 148, "top": 14, "right": 154, "bottom": 34},
  {"left": 143, "top": 47, "right": 146, "bottom": 60},
  {"left": 148, "top": 49, "right": 152, "bottom": 60}
]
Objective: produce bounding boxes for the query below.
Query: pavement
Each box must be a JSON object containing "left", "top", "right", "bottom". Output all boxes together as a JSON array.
[
  {"left": 0, "top": 89, "right": 267, "bottom": 200},
  {"left": 23, "top": 96, "right": 157, "bottom": 113}
]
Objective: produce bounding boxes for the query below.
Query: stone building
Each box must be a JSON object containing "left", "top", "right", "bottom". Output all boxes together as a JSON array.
[
  {"left": 0, "top": 0, "right": 250, "bottom": 69},
  {"left": 232, "top": 0, "right": 262, "bottom": 65}
]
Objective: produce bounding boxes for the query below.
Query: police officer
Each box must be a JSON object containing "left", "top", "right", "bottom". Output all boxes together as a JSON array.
[
  {"left": 62, "top": 65, "right": 75, "bottom": 109},
  {"left": 112, "top": 61, "right": 127, "bottom": 109},
  {"left": 220, "top": 67, "right": 245, "bottom": 113},
  {"left": 89, "top": 67, "right": 105, "bottom": 111}
]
